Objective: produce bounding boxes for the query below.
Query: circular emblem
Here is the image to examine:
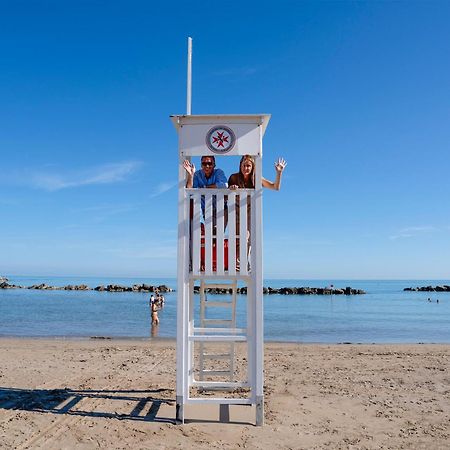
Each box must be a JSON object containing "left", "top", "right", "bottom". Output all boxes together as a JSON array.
[{"left": 206, "top": 126, "right": 236, "bottom": 154}]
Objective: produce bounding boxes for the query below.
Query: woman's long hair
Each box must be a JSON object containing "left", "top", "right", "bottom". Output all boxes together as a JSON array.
[{"left": 237, "top": 154, "right": 255, "bottom": 188}]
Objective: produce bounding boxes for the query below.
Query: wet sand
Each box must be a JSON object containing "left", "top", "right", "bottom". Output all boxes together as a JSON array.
[{"left": 0, "top": 339, "right": 449, "bottom": 449}]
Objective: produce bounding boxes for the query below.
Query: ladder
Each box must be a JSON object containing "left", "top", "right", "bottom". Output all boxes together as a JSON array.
[{"left": 198, "top": 280, "right": 238, "bottom": 387}]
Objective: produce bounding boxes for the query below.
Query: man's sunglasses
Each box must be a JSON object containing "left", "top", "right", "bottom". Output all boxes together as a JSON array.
[{"left": 201, "top": 161, "right": 214, "bottom": 167}]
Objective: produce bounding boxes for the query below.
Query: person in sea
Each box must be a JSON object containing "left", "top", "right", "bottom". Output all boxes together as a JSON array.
[
  {"left": 228, "top": 155, "right": 287, "bottom": 190},
  {"left": 150, "top": 297, "right": 160, "bottom": 325},
  {"left": 156, "top": 293, "right": 165, "bottom": 309}
]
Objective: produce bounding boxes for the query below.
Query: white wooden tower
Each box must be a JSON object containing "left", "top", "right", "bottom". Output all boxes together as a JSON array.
[{"left": 171, "top": 113, "right": 270, "bottom": 426}]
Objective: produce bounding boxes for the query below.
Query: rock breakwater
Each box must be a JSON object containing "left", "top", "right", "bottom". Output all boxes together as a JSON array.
[
  {"left": 0, "top": 282, "right": 173, "bottom": 293},
  {"left": 0, "top": 281, "right": 365, "bottom": 295},
  {"left": 404, "top": 285, "right": 450, "bottom": 292},
  {"left": 194, "top": 286, "right": 366, "bottom": 295}
]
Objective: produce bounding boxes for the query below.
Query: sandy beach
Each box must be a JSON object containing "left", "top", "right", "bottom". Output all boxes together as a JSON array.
[{"left": 0, "top": 339, "right": 449, "bottom": 449}]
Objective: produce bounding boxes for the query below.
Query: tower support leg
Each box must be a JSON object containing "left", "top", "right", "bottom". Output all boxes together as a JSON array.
[
  {"left": 256, "top": 395, "right": 264, "bottom": 426},
  {"left": 176, "top": 396, "right": 184, "bottom": 424}
]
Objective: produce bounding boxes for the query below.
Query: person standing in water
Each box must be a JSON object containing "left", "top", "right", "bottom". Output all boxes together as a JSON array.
[{"left": 150, "top": 297, "right": 159, "bottom": 325}]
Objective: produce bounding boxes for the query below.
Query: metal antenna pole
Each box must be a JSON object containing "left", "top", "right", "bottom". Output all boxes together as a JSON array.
[{"left": 186, "top": 37, "right": 192, "bottom": 115}]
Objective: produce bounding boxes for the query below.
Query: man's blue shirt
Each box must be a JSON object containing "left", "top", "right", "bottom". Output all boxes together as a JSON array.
[{"left": 193, "top": 169, "right": 227, "bottom": 188}]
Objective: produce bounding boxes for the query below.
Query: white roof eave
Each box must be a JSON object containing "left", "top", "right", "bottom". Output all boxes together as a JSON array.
[{"left": 170, "top": 114, "right": 271, "bottom": 136}]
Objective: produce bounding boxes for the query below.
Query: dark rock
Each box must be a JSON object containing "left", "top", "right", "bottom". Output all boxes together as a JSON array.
[
  {"left": 405, "top": 285, "right": 450, "bottom": 292},
  {"left": 0, "top": 282, "right": 22, "bottom": 289},
  {"left": 29, "top": 284, "right": 53, "bottom": 290},
  {"left": 157, "top": 285, "right": 173, "bottom": 293}
]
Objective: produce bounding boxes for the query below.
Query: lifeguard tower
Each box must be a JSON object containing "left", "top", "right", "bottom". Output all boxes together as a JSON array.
[
  {"left": 171, "top": 113, "right": 269, "bottom": 426},
  {"left": 171, "top": 37, "right": 268, "bottom": 426}
]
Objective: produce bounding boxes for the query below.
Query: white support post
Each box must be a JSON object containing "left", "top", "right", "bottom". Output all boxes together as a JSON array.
[
  {"left": 254, "top": 144, "right": 264, "bottom": 427},
  {"left": 186, "top": 37, "right": 192, "bottom": 115},
  {"left": 176, "top": 155, "right": 188, "bottom": 424}
]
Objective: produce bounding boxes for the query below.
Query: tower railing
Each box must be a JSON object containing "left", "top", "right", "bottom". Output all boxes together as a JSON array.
[{"left": 185, "top": 188, "right": 254, "bottom": 277}]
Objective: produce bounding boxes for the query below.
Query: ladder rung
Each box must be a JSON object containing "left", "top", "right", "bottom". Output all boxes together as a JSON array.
[
  {"left": 202, "top": 353, "right": 232, "bottom": 359},
  {"left": 199, "top": 370, "right": 232, "bottom": 376},
  {"left": 193, "top": 327, "right": 246, "bottom": 334},
  {"left": 192, "top": 381, "right": 249, "bottom": 389},
  {"left": 186, "top": 397, "right": 252, "bottom": 405},
  {"left": 189, "top": 335, "right": 247, "bottom": 342},
  {"left": 202, "top": 319, "right": 232, "bottom": 325},
  {"left": 205, "top": 301, "right": 233, "bottom": 307}
]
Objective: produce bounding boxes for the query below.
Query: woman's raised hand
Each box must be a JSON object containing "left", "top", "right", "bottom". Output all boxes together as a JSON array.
[
  {"left": 274, "top": 158, "right": 287, "bottom": 174},
  {"left": 183, "top": 159, "right": 196, "bottom": 177}
]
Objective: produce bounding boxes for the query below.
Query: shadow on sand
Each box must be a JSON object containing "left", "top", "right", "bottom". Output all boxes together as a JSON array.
[{"left": 0, "top": 387, "right": 175, "bottom": 423}]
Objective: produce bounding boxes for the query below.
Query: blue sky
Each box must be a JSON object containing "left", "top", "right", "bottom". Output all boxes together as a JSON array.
[{"left": 1, "top": 1, "right": 449, "bottom": 279}]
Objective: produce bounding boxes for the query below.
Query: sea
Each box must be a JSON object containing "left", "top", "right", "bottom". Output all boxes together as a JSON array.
[{"left": 0, "top": 276, "right": 449, "bottom": 343}]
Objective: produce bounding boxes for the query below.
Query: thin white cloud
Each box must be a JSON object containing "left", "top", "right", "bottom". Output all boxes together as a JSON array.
[
  {"left": 389, "top": 225, "right": 438, "bottom": 240},
  {"left": 150, "top": 181, "right": 177, "bottom": 198},
  {"left": 25, "top": 161, "right": 141, "bottom": 191}
]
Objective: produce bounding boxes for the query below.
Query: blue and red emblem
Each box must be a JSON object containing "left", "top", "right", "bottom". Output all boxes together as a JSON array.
[{"left": 206, "top": 126, "right": 236, "bottom": 154}]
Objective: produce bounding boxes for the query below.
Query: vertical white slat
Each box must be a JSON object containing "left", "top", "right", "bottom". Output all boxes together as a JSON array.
[
  {"left": 192, "top": 193, "right": 201, "bottom": 275},
  {"left": 239, "top": 191, "right": 248, "bottom": 275},
  {"left": 188, "top": 278, "right": 194, "bottom": 385},
  {"left": 199, "top": 280, "right": 205, "bottom": 381},
  {"left": 247, "top": 191, "right": 254, "bottom": 273},
  {"left": 227, "top": 192, "right": 237, "bottom": 276},
  {"left": 249, "top": 190, "right": 256, "bottom": 279},
  {"left": 230, "top": 280, "right": 238, "bottom": 381},
  {"left": 216, "top": 193, "right": 224, "bottom": 275},
  {"left": 204, "top": 194, "right": 213, "bottom": 275}
]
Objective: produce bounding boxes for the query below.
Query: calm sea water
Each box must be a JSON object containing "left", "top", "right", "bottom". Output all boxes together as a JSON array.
[{"left": 0, "top": 276, "right": 449, "bottom": 343}]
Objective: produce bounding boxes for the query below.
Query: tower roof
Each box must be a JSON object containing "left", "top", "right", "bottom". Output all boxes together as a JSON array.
[{"left": 170, "top": 114, "right": 271, "bottom": 136}]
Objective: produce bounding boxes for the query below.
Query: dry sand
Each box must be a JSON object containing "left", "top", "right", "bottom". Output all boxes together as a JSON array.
[{"left": 0, "top": 338, "right": 449, "bottom": 449}]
